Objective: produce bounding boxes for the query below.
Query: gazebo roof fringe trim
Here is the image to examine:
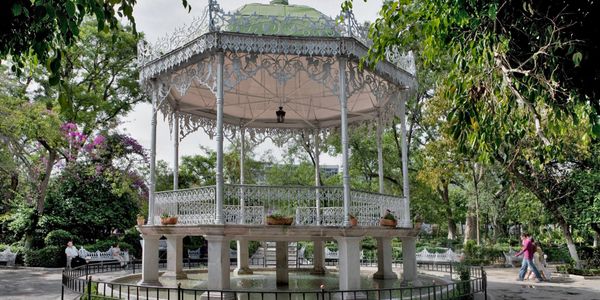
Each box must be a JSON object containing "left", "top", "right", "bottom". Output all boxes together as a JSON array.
[
  {"left": 157, "top": 89, "right": 404, "bottom": 144},
  {"left": 137, "top": 3, "right": 416, "bottom": 82}
]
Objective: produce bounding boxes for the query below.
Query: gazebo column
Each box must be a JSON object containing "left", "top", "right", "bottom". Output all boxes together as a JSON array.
[
  {"left": 173, "top": 110, "right": 179, "bottom": 190},
  {"left": 336, "top": 237, "right": 362, "bottom": 291},
  {"left": 275, "top": 241, "right": 289, "bottom": 286},
  {"left": 401, "top": 237, "right": 418, "bottom": 283},
  {"left": 163, "top": 235, "right": 186, "bottom": 279},
  {"left": 373, "top": 237, "right": 397, "bottom": 279},
  {"left": 205, "top": 235, "right": 231, "bottom": 289},
  {"left": 148, "top": 84, "right": 158, "bottom": 225},
  {"left": 338, "top": 56, "right": 350, "bottom": 227},
  {"left": 215, "top": 51, "right": 224, "bottom": 224},
  {"left": 235, "top": 128, "right": 253, "bottom": 275},
  {"left": 399, "top": 95, "right": 411, "bottom": 227},
  {"left": 235, "top": 240, "right": 252, "bottom": 275},
  {"left": 311, "top": 239, "right": 326, "bottom": 275},
  {"left": 376, "top": 115, "right": 384, "bottom": 194},
  {"left": 139, "top": 234, "right": 161, "bottom": 286},
  {"left": 314, "top": 131, "right": 321, "bottom": 224}
]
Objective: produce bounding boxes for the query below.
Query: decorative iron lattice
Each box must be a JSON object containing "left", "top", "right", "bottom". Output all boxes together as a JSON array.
[
  {"left": 137, "top": 2, "right": 416, "bottom": 82},
  {"left": 153, "top": 184, "right": 408, "bottom": 227},
  {"left": 152, "top": 52, "right": 404, "bottom": 140},
  {"left": 154, "top": 186, "right": 216, "bottom": 225}
]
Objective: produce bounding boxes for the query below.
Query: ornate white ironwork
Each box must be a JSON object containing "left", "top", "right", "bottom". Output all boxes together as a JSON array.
[
  {"left": 154, "top": 186, "right": 216, "bottom": 225},
  {"left": 153, "top": 184, "right": 408, "bottom": 227}
]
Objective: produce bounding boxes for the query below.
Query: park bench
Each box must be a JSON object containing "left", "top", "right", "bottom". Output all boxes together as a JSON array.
[
  {"left": 503, "top": 248, "right": 522, "bottom": 267},
  {"left": 79, "top": 247, "right": 130, "bottom": 265},
  {"left": 0, "top": 248, "right": 17, "bottom": 266},
  {"left": 416, "top": 248, "right": 463, "bottom": 263},
  {"left": 325, "top": 247, "right": 338, "bottom": 261}
]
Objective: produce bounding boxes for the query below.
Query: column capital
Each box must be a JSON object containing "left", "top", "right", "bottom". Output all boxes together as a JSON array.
[{"left": 140, "top": 234, "right": 161, "bottom": 241}]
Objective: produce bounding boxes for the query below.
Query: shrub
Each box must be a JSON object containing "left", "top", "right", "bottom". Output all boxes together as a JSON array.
[
  {"left": 24, "top": 246, "right": 65, "bottom": 267},
  {"left": 84, "top": 240, "right": 133, "bottom": 256},
  {"left": 119, "top": 228, "right": 142, "bottom": 257},
  {"left": 45, "top": 229, "right": 76, "bottom": 248},
  {"left": 580, "top": 246, "right": 600, "bottom": 269},
  {"left": 543, "top": 244, "right": 572, "bottom": 263}
]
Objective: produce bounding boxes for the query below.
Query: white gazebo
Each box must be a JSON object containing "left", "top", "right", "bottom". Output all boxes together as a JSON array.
[{"left": 137, "top": 0, "right": 418, "bottom": 294}]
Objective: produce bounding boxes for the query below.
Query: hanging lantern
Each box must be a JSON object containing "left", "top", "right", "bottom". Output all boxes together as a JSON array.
[{"left": 276, "top": 106, "right": 286, "bottom": 123}]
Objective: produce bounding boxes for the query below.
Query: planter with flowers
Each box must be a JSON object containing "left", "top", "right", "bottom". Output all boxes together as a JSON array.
[
  {"left": 266, "top": 210, "right": 293, "bottom": 225},
  {"left": 348, "top": 213, "right": 358, "bottom": 227},
  {"left": 137, "top": 214, "right": 146, "bottom": 226},
  {"left": 380, "top": 209, "right": 397, "bottom": 227},
  {"left": 160, "top": 213, "right": 178, "bottom": 225}
]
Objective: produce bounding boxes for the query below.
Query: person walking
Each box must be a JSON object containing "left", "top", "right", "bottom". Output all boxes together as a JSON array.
[
  {"left": 516, "top": 233, "right": 544, "bottom": 282},
  {"left": 64, "top": 240, "right": 79, "bottom": 269}
]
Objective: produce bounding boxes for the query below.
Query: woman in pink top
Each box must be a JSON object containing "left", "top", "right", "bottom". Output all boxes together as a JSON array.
[{"left": 516, "top": 233, "right": 544, "bottom": 282}]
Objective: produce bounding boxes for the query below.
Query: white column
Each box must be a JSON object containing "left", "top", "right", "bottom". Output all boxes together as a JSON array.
[
  {"left": 336, "top": 237, "right": 362, "bottom": 291},
  {"left": 338, "top": 57, "right": 350, "bottom": 227},
  {"left": 235, "top": 239, "right": 252, "bottom": 275},
  {"left": 401, "top": 237, "right": 417, "bottom": 283},
  {"left": 205, "top": 235, "right": 230, "bottom": 289},
  {"left": 215, "top": 52, "right": 225, "bottom": 224},
  {"left": 173, "top": 111, "right": 179, "bottom": 190},
  {"left": 239, "top": 127, "right": 245, "bottom": 224},
  {"left": 163, "top": 235, "right": 186, "bottom": 279},
  {"left": 314, "top": 131, "right": 321, "bottom": 224},
  {"left": 373, "top": 237, "right": 397, "bottom": 279},
  {"left": 275, "top": 241, "right": 289, "bottom": 286},
  {"left": 310, "top": 239, "right": 326, "bottom": 275},
  {"left": 139, "top": 234, "right": 161, "bottom": 286},
  {"left": 376, "top": 114, "right": 384, "bottom": 194},
  {"left": 399, "top": 95, "right": 411, "bottom": 227},
  {"left": 148, "top": 85, "right": 158, "bottom": 225}
]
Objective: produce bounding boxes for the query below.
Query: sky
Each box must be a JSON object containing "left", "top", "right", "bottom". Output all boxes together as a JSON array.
[{"left": 121, "top": 0, "right": 383, "bottom": 168}]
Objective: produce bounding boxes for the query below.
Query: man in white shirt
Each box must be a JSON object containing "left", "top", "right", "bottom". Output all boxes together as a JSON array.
[{"left": 65, "top": 240, "right": 78, "bottom": 269}]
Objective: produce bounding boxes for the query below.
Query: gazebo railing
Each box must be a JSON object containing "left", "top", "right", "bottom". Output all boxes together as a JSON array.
[{"left": 154, "top": 184, "right": 408, "bottom": 227}]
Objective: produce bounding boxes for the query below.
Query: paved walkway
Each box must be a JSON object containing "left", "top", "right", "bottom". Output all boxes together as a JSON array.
[
  {"left": 0, "top": 267, "right": 78, "bottom": 300},
  {"left": 1, "top": 266, "right": 600, "bottom": 299},
  {"left": 485, "top": 267, "right": 600, "bottom": 300}
]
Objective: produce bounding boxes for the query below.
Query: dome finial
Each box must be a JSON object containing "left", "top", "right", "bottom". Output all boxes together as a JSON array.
[{"left": 270, "top": 0, "right": 288, "bottom": 5}]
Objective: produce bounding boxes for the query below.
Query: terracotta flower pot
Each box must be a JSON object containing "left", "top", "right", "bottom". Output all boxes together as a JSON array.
[
  {"left": 349, "top": 217, "right": 358, "bottom": 227},
  {"left": 137, "top": 218, "right": 145, "bottom": 226},
  {"left": 380, "top": 218, "right": 397, "bottom": 227},
  {"left": 160, "top": 216, "right": 178, "bottom": 225},
  {"left": 266, "top": 216, "right": 293, "bottom": 225}
]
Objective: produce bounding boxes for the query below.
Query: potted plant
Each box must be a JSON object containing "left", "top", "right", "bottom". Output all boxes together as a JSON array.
[
  {"left": 266, "top": 210, "right": 293, "bottom": 225},
  {"left": 348, "top": 213, "right": 358, "bottom": 227},
  {"left": 136, "top": 214, "right": 145, "bottom": 226},
  {"left": 160, "top": 213, "right": 178, "bottom": 225},
  {"left": 380, "top": 209, "right": 397, "bottom": 227}
]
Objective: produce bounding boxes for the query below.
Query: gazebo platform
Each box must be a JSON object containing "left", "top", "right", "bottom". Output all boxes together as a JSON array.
[{"left": 138, "top": 224, "right": 419, "bottom": 240}]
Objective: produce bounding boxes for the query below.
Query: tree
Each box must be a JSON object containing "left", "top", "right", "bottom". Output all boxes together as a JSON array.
[
  {"left": 1, "top": 0, "right": 190, "bottom": 86},
  {"left": 349, "top": 0, "right": 600, "bottom": 267}
]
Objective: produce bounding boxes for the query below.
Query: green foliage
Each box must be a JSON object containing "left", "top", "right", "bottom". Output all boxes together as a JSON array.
[
  {"left": 543, "top": 244, "right": 573, "bottom": 264},
  {"left": 84, "top": 240, "right": 134, "bottom": 256},
  {"left": 579, "top": 247, "right": 600, "bottom": 269},
  {"left": 43, "top": 163, "right": 139, "bottom": 243},
  {"left": 24, "top": 245, "right": 64, "bottom": 267},
  {"left": 44, "top": 229, "right": 75, "bottom": 247}
]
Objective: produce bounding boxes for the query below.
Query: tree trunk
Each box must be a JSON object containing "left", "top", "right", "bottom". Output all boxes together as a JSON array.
[
  {"left": 560, "top": 222, "right": 582, "bottom": 268},
  {"left": 438, "top": 181, "right": 457, "bottom": 240},
  {"left": 463, "top": 214, "right": 477, "bottom": 245}
]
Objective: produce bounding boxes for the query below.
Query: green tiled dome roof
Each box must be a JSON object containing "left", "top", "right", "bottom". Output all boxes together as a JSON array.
[{"left": 227, "top": 0, "right": 339, "bottom": 37}]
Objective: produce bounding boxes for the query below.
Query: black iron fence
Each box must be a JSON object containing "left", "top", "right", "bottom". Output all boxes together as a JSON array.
[{"left": 62, "top": 260, "right": 486, "bottom": 300}]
